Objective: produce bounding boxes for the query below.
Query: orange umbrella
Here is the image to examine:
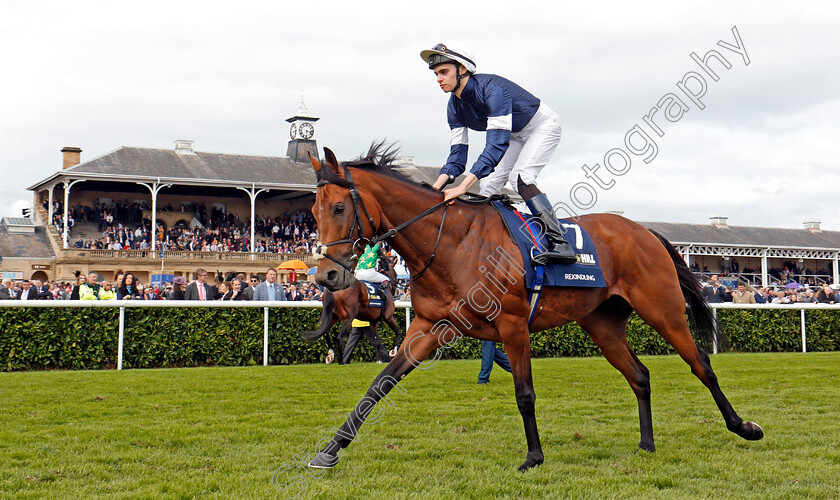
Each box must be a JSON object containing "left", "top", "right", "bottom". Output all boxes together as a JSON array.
[{"left": 277, "top": 259, "right": 309, "bottom": 271}]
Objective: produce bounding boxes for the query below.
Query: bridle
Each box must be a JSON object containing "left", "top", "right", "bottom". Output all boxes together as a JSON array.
[{"left": 313, "top": 164, "right": 450, "bottom": 282}]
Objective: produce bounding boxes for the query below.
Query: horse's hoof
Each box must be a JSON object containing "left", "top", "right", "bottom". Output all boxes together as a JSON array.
[
  {"left": 743, "top": 421, "right": 764, "bottom": 440},
  {"left": 389, "top": 347, "right": 398, "bottom": 357},
  {"left": 637, "top": 441, "right": 655, "bottom": 453},
  {"left": 325, "top": 349, "right": 334, "bottom": 364},
  {"left": 308, "top": 451, "right": 339, "bottom": 469},
  {"left": 517, "top": 454, "right": 543, "bottom": 472}
]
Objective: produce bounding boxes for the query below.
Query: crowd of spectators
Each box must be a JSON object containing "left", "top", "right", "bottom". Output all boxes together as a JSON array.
[
  {"left": 4, "top": 270, "right": 835, "bottom": 306},
  {"left": 46, "top": 199, "right": 318, "bottom": 255},
  {"left": 0, "top": 269, "right": 324, "bottom": 302},
  {"left": 700, "top": 274, "right": 840, "bottom": 305}
]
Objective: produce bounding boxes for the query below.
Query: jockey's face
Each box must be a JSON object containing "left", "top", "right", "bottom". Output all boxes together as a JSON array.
[{"left": 433, "top": 63, "right": 464, "bottom": 94}]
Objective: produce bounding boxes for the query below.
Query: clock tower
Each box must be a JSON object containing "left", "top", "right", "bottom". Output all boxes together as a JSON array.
[{"left": 286, "top": 98, "right": 320, "bottom": 163}]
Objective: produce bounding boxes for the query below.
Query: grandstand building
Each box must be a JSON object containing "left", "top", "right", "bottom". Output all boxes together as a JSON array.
[
  {"left": 638, "top": 216, "right": 839, "bottom": 287},
  {"left": 6, "top": 104, "right": 446, "bottom": 284}
]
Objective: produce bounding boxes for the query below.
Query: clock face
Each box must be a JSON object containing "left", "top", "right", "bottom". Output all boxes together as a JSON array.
[
  {"left": 299, "top": 122, "right": 314, "bottom": 139},
  {"left": 289, "top": 124, "right": 297, "bottom": 139}
]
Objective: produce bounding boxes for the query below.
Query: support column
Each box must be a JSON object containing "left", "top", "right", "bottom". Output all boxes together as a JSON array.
[
  {"left": 62, "top": 179, "right": 84, "bottom": 249},
  {"left": 47, "top": 185, "right": 55, "bottom": 223},
  {"left": 834, "top": 253, "right": 839, "bottom": 285},
  {"left": 137, "top": 179, "right": 172, "bottom": 252},
  {"left": 236, "top": 184, "right": 268, "bottom": 255},
  {"left": 761, "top": 249, "right": 769, "bottom": 288}
]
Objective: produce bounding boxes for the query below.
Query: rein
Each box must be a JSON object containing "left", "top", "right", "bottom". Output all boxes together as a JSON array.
[
  {"left": 314, "top": 165, "right": 451, "bottom": 280},
  {"left": 401, "top": 204, "right": 449, "bottom": 282}
]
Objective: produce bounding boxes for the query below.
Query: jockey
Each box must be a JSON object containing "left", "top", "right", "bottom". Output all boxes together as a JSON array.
[
  {"left": 354, "top": 243, "right": 390, "bottom": 287},
  {"left": 421, "top": 41, "right": 577, "bottom": 265}
]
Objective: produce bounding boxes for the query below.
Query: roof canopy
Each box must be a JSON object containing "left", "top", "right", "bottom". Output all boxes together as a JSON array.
[
  {"left": 639, "top": 221, "right": 840, "bottom": 251},
  {"left": 29, "top": 146, "right": 319, "bottom": 192}
]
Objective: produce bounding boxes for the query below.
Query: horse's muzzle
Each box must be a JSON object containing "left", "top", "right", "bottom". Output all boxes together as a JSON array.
[{"left": 316, "top": 265, "right": 354, "bottom": 292}]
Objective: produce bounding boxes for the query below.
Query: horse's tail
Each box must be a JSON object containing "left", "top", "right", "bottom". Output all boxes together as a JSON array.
[
  {"left": 649, "top": 229, "right": 719, "bottom": 350},
  {"left": 302, "top": 289, "right": 336, "bottom": 341}
]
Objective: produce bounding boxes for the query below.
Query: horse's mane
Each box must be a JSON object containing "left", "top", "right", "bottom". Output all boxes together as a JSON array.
[{"left": 316, "top": 141, "right": 440, "bottom": 193}]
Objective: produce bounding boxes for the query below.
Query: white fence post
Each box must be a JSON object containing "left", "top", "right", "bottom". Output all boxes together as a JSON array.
[
  {"left": 264, "top": 307, "right": 269, "bottom": 366},
  {"left": 801, "top": 309, "right": 807, "bottom": 353},
  {"left": 712, "top": 308, "right": 718, "bottom": 354},
  {"left": 406, "top": 306, "right": 411, "bottom": 331},
  {"left": 118, "top": 306, "right": 125, "bottom": 370}
]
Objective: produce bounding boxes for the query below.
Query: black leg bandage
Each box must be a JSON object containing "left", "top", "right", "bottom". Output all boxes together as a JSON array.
[{"left": 517, "top": 175, "right": 542, "bottom": 202}]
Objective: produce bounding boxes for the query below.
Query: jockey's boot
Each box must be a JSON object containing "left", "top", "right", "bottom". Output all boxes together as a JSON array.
[{"left": 525, "top": 193, "right": 578, "bottom": 266}]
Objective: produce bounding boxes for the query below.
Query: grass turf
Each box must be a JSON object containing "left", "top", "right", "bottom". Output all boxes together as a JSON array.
[{"left": 1, "top": 352, "right": 839, "bottom": 499}]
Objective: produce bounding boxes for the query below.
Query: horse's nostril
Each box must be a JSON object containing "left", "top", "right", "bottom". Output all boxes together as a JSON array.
[{"left": 326, "top": 270, "right": 338, "bottom": 283}]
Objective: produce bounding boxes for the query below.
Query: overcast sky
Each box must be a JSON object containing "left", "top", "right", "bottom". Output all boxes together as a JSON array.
[{"left": 2, "top": 1, "right": 839, "bottom": 230}]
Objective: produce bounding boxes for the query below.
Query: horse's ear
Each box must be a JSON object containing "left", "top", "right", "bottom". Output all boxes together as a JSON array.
[
  {"left": 308, "top": 151, "right": 322, "bottom": 173},
  {"left": 323, "top": 148, "right": 345, "bottom": 179}
]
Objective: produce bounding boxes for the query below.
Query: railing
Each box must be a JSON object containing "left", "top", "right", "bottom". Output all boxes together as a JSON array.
[
  {"left": 4, "top": 301, "right": 839, "bottom": 364},
  {"left": 709, "top": 302, "right": 840, "bottom": 354},
  {"left": 83, "top": 249, "right": 155, "bottom": 259},
  {"left": 693, "top": 271, "right": 829, "bottom": 288},
  {"left": 0, "top": 300, "right": 413, "bottom": 370}
]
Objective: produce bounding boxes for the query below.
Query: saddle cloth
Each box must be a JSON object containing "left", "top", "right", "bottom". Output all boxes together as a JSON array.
[
  {"left": 361, "top": 281, "right": 386, "bottom": 308},
  {"left": 491, "top": 201, "right": 606, "bottom": 289}
]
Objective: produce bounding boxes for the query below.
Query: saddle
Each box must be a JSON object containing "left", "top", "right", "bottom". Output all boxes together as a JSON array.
[
  {"left": 488, "top": 200, "right": 607, "bottom": 324},
  {"left": 490, "top": 201, "right": 606, "bottom": 290},
  {"left": 361, "top": 281, "right": 386, "bottom": 308}
]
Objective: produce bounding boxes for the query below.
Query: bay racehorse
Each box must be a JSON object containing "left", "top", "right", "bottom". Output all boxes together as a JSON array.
[
  {"left": 302, "top": 262, "right": 403, "bottom": 363},
  {"left": 307, "top": 145, "right": 762, "bottom": 471}
]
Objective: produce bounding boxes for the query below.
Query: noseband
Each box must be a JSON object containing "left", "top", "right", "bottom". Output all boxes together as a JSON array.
[{"left": 313, "top": 164, "right": 450, "bottom": 281}]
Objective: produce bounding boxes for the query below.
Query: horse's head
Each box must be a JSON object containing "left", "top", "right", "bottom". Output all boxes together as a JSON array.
[{"left": 310, "top": 148, "right": 380, "bottom": 292}]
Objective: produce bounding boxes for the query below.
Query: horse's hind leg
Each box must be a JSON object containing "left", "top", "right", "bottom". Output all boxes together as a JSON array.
[
  {"left": 628, "top": 289, "right": 763, "bottom": 441},
  {"left": 364, "top": 322, "right": 391, "bottom": 362},
  {"left": 578, "top": 297, "right": 655, "bottom": 452},
  {"left": 382, "top": 294, "right": 403, "bottom": 355},
  {"left": 383, "top": 314, "right": 403, "bottom": 356},
  {"left": 321, "top": 316, "right": 340, "bottom": 364},
  {"left": 336, "top": 320, "right": 354, "bottom": 365}
]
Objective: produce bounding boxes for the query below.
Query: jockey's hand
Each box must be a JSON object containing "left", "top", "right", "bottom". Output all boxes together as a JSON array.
[
  {"left": 431, "top": 174, "right": 452, "bottom": 191},
  {"left": 443, "top": 184, "right": 469, "bottom": 202},
  {"left": 442, "top": 173, "right": 478, "bottom": 203}
]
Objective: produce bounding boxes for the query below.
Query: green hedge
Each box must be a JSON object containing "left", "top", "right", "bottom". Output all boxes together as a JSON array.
[{"left": 1, "top": 307, "right": 839, "bottom": 371}]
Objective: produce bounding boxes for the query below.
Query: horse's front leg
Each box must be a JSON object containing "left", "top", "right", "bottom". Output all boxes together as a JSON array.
[
  {"left": 502, "top": 326, "right": 544, "bottom": 471},
  {"left": 309, "top": 319, "right": 440, "bottom": 469}
]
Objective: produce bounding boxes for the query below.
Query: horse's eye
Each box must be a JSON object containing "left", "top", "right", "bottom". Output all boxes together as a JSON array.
[{"left": 333, "top": 204, "right": 345, "bottom": 215}]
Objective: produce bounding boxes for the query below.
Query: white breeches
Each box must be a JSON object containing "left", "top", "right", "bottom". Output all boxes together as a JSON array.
[
  {"left": 479, "top": 103, "right": 562, "bottom": 196},
  {"left": 354, "top": 268, "right": 389, "bottom": 283}
]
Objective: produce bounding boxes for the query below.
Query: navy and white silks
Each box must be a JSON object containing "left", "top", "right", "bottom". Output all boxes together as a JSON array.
[{"left": 440, "top": 73, "right": 562, "bottom": 196}]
